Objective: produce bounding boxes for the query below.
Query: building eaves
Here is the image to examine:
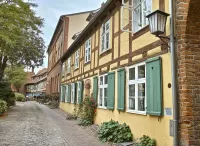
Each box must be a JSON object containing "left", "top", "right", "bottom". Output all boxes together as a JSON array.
[
  {"left": 61, "top": 0, "right": 118, "bottom": 62},
  {"left": 47, "top": 10, "right": 95, "bottom": 53}
]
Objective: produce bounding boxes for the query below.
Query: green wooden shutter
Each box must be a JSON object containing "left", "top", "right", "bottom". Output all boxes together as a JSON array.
[
  {"left": 117, "top": 68, "right": 125, "bottom": 111},
  {"left": 67, "top": 84, "right": 71, "bottom": 103},
  {"left": 107, "top": 72, "right": 115, "bottom": 110},
  {"left": 146, "top": 57, "right": 162, "bottom": 116},
  {"left": 78, "top": 81, "right": 83, "bottom": 104},
  {"left": 62, "top": 86, "right": 66, "bottom": 102},
  {"left": 93, "top": 77, "right": 98, "bottom": 101}
]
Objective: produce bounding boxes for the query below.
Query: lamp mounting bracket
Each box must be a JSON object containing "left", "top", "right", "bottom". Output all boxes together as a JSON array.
[{"left": 157, "top": 35, "right": 170, "bottom": 50}]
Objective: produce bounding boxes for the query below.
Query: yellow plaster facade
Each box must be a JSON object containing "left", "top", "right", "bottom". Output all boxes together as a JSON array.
[{"left": 60, "top": 0, "right": 173, "bottom": 145}]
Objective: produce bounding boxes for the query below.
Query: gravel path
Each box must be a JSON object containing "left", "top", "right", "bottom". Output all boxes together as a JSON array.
[{"left": 0, "top": 101, "right": 106, "bottom": 146}]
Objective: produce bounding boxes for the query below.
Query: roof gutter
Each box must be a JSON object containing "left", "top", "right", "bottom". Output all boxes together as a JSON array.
[{"left": 61, "top": 0, "right": 114, "bottom": 62}]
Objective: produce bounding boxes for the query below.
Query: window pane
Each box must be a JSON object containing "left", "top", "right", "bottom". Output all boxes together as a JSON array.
[
  {"left": 134, "top": 4, "right": 142, "bottom": 32},
  {"left": 133, "top": 0, "right": 140, "bottom": 6},
  {"left": 138, "top": 83, "right": 145, "bottom": 111},
  {"left": 129, "top": 68, "right": 135, "bottom": 80},
  {"left": 104, "top": 88, "right": 107, "bottom": 107},
  {"left": 102, "top": 24, "right": 105, "bottom": 34},
  {"left": 99, "top": 88, "right": 103, "bottom": 106},
  {"left": 129, "top": 84, "right": 135, "bottom": 110},
  {"left": 101, "top": 36, "right": 104, "bottom": 51},
  {"left": 106, "top": 22, "right": 109, "bottom": 31},
  {"left": 88, "top": 48, "right": 90, "bottom": 61},
  {"left": 104, "top": 75, "right": 108, "bottom": 85},
  {"left": 106, "top": 33, "right": 109, "bottom": 49},
  {"left": 100, "top": 76, "right": 103, "bottom": 85},
  {"left": 138, "top": 65, "right": 145, "bottom": 78}
]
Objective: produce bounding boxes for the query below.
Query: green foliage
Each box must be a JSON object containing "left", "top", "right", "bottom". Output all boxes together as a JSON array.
[
  {"left": 98, "top": 120, "right": 133, "bottom": 143},
  {"left": 66, "top": 114, "right": 77, "bottom": 120},
  {"left": 15, "top": 93, "right": 25, "bottom": 102},
  {"left": 78, "top": 119, "right": 92, "bottom": 126},
  {"left": 76, "top": 96, "right": 97, "bottom": 126},
  {"left": 0, "top": 80, "right": 15, "bottom": 107},
  {"left": 0, "top": 0, "right": 45, "bottom": 80},
  {"left": 135, "top": 135, "right": 156, "bottom": 146},
  {"left": 0, "top": 99, "right": 8, "bottom": 115},
  {"left": 5, "top": 66, "right": 26, "bottom": 91}
]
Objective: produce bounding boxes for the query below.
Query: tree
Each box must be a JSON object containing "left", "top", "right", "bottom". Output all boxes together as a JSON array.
[
  {"left": 5, "top": 65, "right": 26, "bottom": 92},
  {"left": 0, "top": 0, "right": 45, "bottom": 81}
]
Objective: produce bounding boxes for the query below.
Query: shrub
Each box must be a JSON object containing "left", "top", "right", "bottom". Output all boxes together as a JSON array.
[
  {"left": 76, "top": 96, "right": 97, "bottom": 126},
  {"left": 15, "top": 93, "right": 25, "bottom": 102},
  {"left": 66, "top": 114, "right": 77, "bottom": 120},
  {"left": 0, "top": 99, "right": 8, "bottom": 115},
  {"left": 98, "top": 120, "right": 133, "bottom": 143},
  {"left": 0, "top": 80, "right": 15, "bottom": 107},
  {"left": 135, "top": 135, "right": 156, "bottom": 146}
]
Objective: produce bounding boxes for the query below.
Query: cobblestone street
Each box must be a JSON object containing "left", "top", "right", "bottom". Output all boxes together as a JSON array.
[{"left": 0, "top": 102, "right": 106, "bottom": 146}]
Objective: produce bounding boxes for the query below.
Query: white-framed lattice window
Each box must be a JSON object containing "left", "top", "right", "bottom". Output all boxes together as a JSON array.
[
  {"left": 71, "top": 83, "right": 75, "bottom": 103},
  {"left": 67, "top": 57, "right": 71, "bottom": 73},
  {"left": 98, "top": 74, "right": 108, "bottom": 108},
  {"left": 133, "top": 0, "right": 152, "bottom": 32},
  {"left": 101, "top": 20, "right": 110, "bottom": 53},
  {"left": 75, "top": 50, "right": 79, "bottom": 69},
  {"left": 127, "top": 62, "right": 146, "bottom": 114},
  {"left": 85, "top": 38, "right": 91, "bottom": 63}
]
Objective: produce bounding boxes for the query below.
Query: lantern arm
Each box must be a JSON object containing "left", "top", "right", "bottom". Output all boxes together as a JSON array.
[
  {"left": 158, "top": 35, "right": 170, "bottom": 49},
  {"left": 156, "top": 35, "right": 170, "bottom": 40}
]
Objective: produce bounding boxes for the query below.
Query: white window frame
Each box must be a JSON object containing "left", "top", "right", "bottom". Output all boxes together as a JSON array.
[
  {"left": 98, "top": 74, "right": 108, "bottom": 108},
  {"left": 132, "top": 0, "right": 152, "bottom": 33},
  {"left": 67, "top": 57, "right": 71, "bottom": 73},
  {"left": 85, "top": 38, "right": 91, "bottom": 63},
  {"left": 71, "top": 83, "right": 75, "bottom": 103},
  {"left": 76, "top": 81, "right": 81, "bottom": 103},
  {"left": 75, "top": 50, "right": 79, "bottom": 69},
  {"left": 127, "top": 62, "right": 146, "bottom": 115},
  {"left": 101, "top": 20, "right": 110, "bottom": 53}
]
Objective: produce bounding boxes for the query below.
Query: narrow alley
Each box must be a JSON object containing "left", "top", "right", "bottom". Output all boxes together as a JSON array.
[{"left": 0, "top": 102, "right": 106, "bottom": 146}]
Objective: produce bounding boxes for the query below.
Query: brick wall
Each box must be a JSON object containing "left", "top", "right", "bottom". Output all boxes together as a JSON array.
[{"left": 176, "top": 0, "right": 200, "bottom": 145}]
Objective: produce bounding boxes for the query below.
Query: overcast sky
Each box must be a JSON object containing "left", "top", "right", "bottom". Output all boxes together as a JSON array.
[{"left": 31, "top": 0, "right": 107, "bottom": 73}]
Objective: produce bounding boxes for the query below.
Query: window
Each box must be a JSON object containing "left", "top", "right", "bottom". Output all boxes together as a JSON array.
[
  {"left": 62, "top": 63, "right": 65, "bottom": 77},
  {"left": 85, "top": 38, "right": 91, "bottom": 63},
  {"left": 127, "top": 62, "right": 146, "bottom": 114},
  {"left": 71, "top": 83, "right": 75, "bottom": 103},
  {"left": 98, "top": 74, "right": 108, "bottom": 108},
  {"left": 133, "top": 0, "right": 152, "bottom": 32},
  {"left": 75, "top": 50, "right": 79, "bottom": 69},
  {"left": 77, "top": 81, "right": 81, "bottom": 103},
  {"left": 67, "top": 57, "right": 71, "bottom": 73},
  {"left": 101, "top": 20, "right": 110, "bottom": 53}
]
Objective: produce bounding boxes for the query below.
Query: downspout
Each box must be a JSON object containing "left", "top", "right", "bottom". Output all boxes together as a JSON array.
[{"left": 170, "top": 0, "right": 178, "bottom": 146}]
